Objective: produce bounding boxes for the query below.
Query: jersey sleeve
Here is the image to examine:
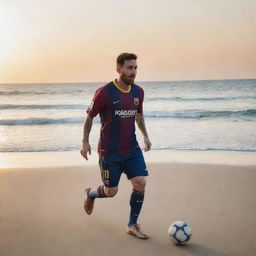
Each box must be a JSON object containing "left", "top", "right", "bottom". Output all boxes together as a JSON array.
[
  {"left": 87, "top": 87, "right": 106, "bottom": 117},
  {"left": 137, "top": 88, "right": 144, "bottom": 114}
]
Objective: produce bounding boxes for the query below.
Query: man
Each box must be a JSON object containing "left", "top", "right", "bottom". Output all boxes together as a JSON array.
[{"left": 80, "top": 52, "right": 151, "bottom": 239}]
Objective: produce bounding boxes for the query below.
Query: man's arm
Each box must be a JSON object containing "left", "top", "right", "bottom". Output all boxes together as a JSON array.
[
  {"left": 135, "top": 112, "right": 152, "bottom": 152},
  {"left": 80, "top": 114, "right": 93, "bottom": 160}
]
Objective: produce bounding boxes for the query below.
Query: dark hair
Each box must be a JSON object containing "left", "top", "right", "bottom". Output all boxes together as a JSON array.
[{"left": 116, "top": 53, "right": 137, "bottom": 67}]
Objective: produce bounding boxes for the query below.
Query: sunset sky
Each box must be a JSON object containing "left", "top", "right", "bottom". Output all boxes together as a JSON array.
[{"left": 0, "top": 0, "right": 255, "bottom": 83}]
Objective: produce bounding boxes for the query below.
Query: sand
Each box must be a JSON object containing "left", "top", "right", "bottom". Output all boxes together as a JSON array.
[
  {"left": 0, "top": 161, "right": 256, "bottom": 256},
  {"left": 1, "top": 150, "right": 256, "bottom": 168}
]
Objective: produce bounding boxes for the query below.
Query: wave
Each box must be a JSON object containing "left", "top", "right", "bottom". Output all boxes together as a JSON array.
[
  {"left": 0, "top": 90, "right": 85, "bottom": 96},
  {"left": 1, "top": 147, "right": 255, "bottom": 153},
  {"left": 0, "top": 104, "right": 86, "bottom": 110},
  {"left": 1, "top": 90, "right": 255, "bottom": 101},
  {"left": 144, "top": 109, "right": 256, "bottom": 119},
  {"left": 152, "top": 147, "right": 256, "bottom": 152},
  {"left": 0, "top": 117, "right": 84, "bottom": 125},
  {"left": 0, "top": 146, "right": 78, "bottom": 152},
  {"left": 146, "top": 96, "right": 256, "bottom": 102},
  {"left": 0, "top": 109, "right": 255, "bottom": 125}
]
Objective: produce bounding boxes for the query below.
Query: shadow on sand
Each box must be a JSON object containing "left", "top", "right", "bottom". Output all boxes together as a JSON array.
[{"left": 178, "top": 243, "right": 227, "bottom": 256}]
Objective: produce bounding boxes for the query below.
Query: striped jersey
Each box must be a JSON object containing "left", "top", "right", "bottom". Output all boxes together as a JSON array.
[{"left": 87, "top": 80, "right": 144, "bottom": 157}]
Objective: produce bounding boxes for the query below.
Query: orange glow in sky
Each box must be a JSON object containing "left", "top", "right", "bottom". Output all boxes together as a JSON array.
[{"left": 0, "top": 0, "right": 255, "bottom": 83}]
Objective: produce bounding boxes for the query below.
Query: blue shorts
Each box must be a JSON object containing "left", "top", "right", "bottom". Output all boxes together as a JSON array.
[{"left": 98, "top": 148, "right": 148, "bottom": 187}]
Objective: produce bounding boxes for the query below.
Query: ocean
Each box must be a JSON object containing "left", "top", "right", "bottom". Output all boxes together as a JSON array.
[{"left": 0, "top": 79, "right": 256, "bottom": 153}]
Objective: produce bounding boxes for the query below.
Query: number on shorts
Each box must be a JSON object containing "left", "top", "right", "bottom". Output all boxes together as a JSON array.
[{"left": 102, "top": 169, "right": 109, "bottom": 179}]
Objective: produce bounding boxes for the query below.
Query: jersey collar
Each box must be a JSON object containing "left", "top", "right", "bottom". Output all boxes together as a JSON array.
[{"left": 113, "top": 79, "right": 131, "bottom": 93}]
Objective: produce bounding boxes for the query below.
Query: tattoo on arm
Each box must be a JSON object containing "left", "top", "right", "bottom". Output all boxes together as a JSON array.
[
  {"left": 135, "top": 112, "right": 148, "bottom": 137},
  {"left": 82, "top": 115, "right": 93, "bottom": 143}
]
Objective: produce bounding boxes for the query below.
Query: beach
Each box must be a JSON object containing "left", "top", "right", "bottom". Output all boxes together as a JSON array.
[
  {"left": 1, "top": 79, "right": 256, "bottom": 255},
  {"left": 1, "top": 151, "right": 256, "bottom": 256},
  {"left": 1, "top": 0, "right": 256, "bottom": 254}
]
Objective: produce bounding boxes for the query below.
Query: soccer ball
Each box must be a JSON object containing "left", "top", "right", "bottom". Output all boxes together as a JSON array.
[{"left": 168, "top": 221, "right": 192, "bottom": 245}]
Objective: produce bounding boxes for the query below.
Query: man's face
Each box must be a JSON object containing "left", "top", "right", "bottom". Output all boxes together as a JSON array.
[{"left": 117, "top": 59, "right": 137, "bottom": 85}]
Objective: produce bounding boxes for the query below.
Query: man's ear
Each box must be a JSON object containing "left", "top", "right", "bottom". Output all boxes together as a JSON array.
[{"left": 116, "top": 65, "right": 121, "bottom": 74}]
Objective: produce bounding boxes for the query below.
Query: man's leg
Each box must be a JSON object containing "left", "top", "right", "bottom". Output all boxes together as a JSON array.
[
  {"left": 127, "top": 176, "right": 148, "bottom": 239},
  {"left": 84, "top": 186, "right": 118, "bottom": 215},
  {"left": 128, "top": 176, "right": 146, "bottom": 225},
  {"left": 84, "top": 156, "right": 122, "bottom": 215}
]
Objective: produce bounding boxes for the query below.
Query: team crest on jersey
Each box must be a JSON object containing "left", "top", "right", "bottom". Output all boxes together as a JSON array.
[{"left": 133, "top": 98, "right": 139, "bottom": 105}]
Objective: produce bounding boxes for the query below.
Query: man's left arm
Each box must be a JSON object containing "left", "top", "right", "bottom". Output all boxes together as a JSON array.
[{"left": 135, "top": 112, "right": 152, "bottom": 152}]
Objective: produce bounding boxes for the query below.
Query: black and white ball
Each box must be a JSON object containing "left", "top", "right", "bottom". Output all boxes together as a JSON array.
[{"left": 168, "top": 221, "right": 192, "bottom": 245}]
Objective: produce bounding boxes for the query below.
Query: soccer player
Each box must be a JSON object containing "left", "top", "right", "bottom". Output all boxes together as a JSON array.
[{"left": 80, "top": 53, "right": 151, "bottom": 239}]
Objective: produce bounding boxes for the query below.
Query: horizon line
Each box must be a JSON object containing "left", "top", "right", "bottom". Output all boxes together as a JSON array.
[{"left": 1, "top": 77, "right": 256, "bottom": 85}]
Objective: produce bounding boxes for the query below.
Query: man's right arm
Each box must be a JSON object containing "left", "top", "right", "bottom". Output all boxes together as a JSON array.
[{"left": 80, "top": 114, "right": 93, "bottom": 160}]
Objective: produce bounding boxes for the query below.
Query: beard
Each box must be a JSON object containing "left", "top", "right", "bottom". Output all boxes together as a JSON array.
[{"left": 120, "top": 73, "right": 135, "bottom": 85}]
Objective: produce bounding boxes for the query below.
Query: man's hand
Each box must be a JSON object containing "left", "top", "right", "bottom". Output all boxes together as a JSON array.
[
  {"left": 80, "top": 142, "right": 91, "bottom": 160},
  {"left": 144, "top": 136, "right": 152, "bottom": 152}
]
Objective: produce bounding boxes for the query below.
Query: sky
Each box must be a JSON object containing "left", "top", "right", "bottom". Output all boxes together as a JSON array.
[{"left": 0, "top": 0, "right": 256, "bottom": 83}]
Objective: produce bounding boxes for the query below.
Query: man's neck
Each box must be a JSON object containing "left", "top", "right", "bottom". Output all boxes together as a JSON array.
[{"left": 116, "top": 78, "right": 130, "bottom": 91}]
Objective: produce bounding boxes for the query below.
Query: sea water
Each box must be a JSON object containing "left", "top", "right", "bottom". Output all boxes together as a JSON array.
[{"left": 0, "top": 79, "right": 255, "bottom": 153}]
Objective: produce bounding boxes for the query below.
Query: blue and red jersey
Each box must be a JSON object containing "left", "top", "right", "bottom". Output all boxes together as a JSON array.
[{"left": 87, "top": 80, "right": 144, "bottom": 157}]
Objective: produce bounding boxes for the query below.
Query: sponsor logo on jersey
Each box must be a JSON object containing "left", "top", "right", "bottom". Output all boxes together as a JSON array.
[
  {"left": 133, "top": 98, "right": 139, "bottom": 105},
  {"left": 115, "top": 109, "right": 137, "bottom": 118}
]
